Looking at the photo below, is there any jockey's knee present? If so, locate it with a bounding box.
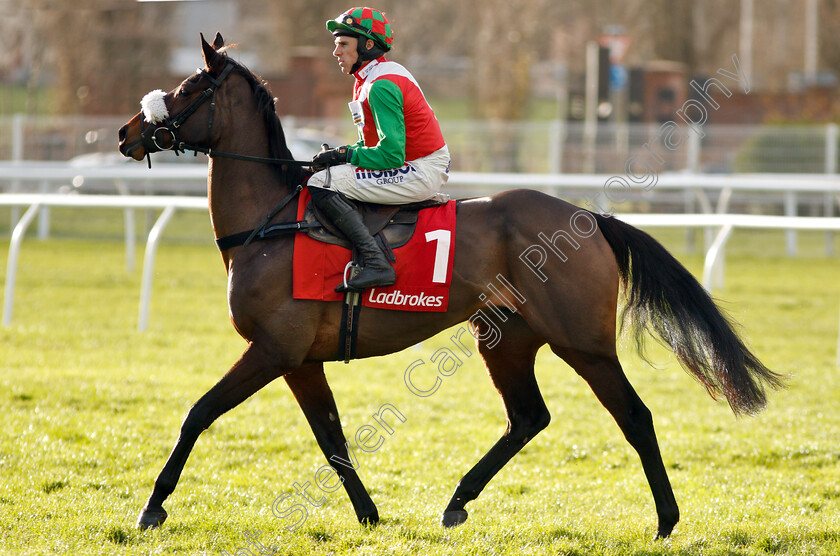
[307,170,329,189]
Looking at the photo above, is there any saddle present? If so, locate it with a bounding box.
[214,189,451,253]
[294,193,456,364]
[304,196,449,253]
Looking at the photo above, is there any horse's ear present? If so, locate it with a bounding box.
[212,32,224,50]
[200,32,221,69]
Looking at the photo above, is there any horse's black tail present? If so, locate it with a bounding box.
[594,213,785,416]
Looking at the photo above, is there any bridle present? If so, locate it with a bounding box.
[139,62,231,158]
[139,61,313,169]
[137,60,324,250]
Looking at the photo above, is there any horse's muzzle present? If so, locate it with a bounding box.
[118,120,147,161]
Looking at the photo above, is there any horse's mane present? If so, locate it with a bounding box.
[216,51,306,185]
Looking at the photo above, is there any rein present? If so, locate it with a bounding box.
[173,142,314,167]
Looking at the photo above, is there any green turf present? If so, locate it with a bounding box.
[0,218,839,555]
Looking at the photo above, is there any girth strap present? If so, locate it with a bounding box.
[215,220,321,251]
[214,185,309,251]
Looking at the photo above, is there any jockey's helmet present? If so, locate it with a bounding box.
[327,7,393,52]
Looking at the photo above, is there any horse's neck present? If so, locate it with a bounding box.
[207,118,299,240]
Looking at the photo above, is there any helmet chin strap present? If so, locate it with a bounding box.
[350,37,385,74]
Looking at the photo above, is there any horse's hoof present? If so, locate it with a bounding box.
[359,511,379,526]
[655,528,673,540]
[655,514,678,539]
[655,523,675,539]
[137,506,167,530]
[441,509,468,528]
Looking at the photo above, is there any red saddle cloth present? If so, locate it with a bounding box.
[292,189,456,312]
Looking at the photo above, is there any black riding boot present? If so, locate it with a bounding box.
[309,187,396,292]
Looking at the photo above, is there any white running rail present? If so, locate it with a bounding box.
[1,194,206,331]
[2,194,839,365]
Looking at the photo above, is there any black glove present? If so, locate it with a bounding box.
[312,144,351,171]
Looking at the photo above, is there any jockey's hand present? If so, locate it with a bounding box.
[312,144,351,171]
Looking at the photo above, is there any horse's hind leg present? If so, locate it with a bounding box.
[554,347,679,538]
[442,314,548,527]
[137,342,283,529]
[284,365,379,525]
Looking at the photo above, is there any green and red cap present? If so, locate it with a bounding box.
[327,7,393,52]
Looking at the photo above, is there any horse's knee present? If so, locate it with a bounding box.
[533,409,551,432]
[527,408,551,436]
[620,403,657,448]
[626,401,652,427]
[180,403,212,439]
[509,407,550,441]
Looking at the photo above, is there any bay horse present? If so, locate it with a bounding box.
[118,34,782,538]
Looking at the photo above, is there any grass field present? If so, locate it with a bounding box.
[1,210,839,555]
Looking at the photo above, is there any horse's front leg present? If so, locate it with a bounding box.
[137,342,283,529]
[284,364,379,525]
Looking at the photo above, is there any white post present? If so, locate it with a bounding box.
[114,179,135,272]
[11,114,23,161]
[3,204,40,326]
[37,180,50,240]
[785,191,797,256]
[615,122,629,168]
[552,61,568,175]
[693,188,714,250]
[138,206,176,332]
[685,132,702,257]
[686,130,701,173]
[825,123,837,255]
[739,0,753,86]
[549,120,563,175]
[125,208,136,273]
[684,189,696,254]
[583,41,599,174]
[703,223,734,291]
[9,114,24,232]
[827,124,839,174]
[805,0,818,84]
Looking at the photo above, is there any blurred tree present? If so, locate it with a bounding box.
[6,0,838,119]
[820,0,840,96]
[0,0,48,114]
[13,1,174,115]
[254,0,545,121]
[468,0,539,121]
[648,0,697,70]
[642,0,738,77]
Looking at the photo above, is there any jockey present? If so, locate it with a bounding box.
[308,7,450,293]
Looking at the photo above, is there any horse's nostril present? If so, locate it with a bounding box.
[118,125,127,142]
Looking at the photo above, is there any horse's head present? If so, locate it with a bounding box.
[118,32,233,161]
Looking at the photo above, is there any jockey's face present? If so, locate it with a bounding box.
[333,35,359,74]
